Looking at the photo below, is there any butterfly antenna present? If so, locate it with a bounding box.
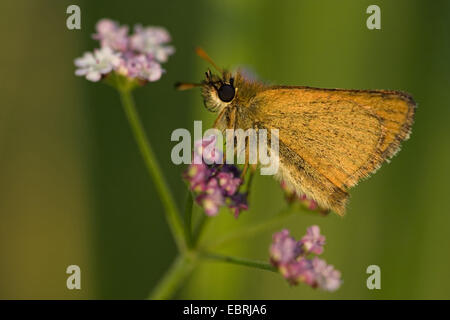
[175,82,203,91]
[195,47,223,73]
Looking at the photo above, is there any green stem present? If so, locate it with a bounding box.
[184,192,194,249]
[149,254,197,300]
[192,213,210,247]
[204,252,277,273]
[204,205,301,250]
[118,88,185,252]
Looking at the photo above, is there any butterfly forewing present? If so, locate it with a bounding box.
[244,86,415,214]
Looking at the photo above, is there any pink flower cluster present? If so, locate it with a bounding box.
[74,19,174,82]
[270,226,342,291]
[183,136,248,217]
[280,181,329,214]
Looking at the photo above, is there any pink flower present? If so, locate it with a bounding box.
[93,19,129,52]
[183,138,247,217]
[300,225,326,255]
[217,172,241,196]
[193,135,222,164]
[117,52,164,82]
[279,257,315,286]
[280,181,329,214]
[270,229,302,265]
[196,179,224,216]
[269,227,342,291]
[183,163,211,193]
[228,192,248,218]
[74,47,121,82]
[130,25,175,63]
[312,257,342,292]
[74,18,174,85]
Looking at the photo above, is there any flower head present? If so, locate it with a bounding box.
[117,52,164,82]
[312,257,342,292]
[74,47,121,82]
[184,138,248,217]
[228,192,249,218]
[300,225,326,255]
[196,178,224,216]
[93,19,129,52]
[75,18,174,85]
[270,229,302,265]
[130,25,175,62]
[269,227,342,291]
[183,163,211,193]
[280,181,329,214]
[280,257,316,286]
[193,135,222,164]
[217,171,241,196]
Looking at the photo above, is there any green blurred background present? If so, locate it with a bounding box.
[0,0,449,299]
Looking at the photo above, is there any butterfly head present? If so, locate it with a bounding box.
[200,69,236,112]
[175,47,238,113]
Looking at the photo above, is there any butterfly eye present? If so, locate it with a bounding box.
[217,84,235,102]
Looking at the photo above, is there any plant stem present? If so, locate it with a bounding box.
[192,213,210,247]
[149,254,197,300]
[118,88,185,252]
[204,205,301,250]
[203,252,277,273]
[184,192,194,249]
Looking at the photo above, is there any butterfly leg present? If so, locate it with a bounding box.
[212,108,232,165]
[242,126,258,195]
[212,107,228,129]
[222,108,238,165]
[241,122,258,179]
[241,150,249,178]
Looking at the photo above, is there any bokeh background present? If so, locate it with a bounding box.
[0,0,449,299]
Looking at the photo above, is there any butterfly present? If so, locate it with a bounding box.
[177,48,416,215]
